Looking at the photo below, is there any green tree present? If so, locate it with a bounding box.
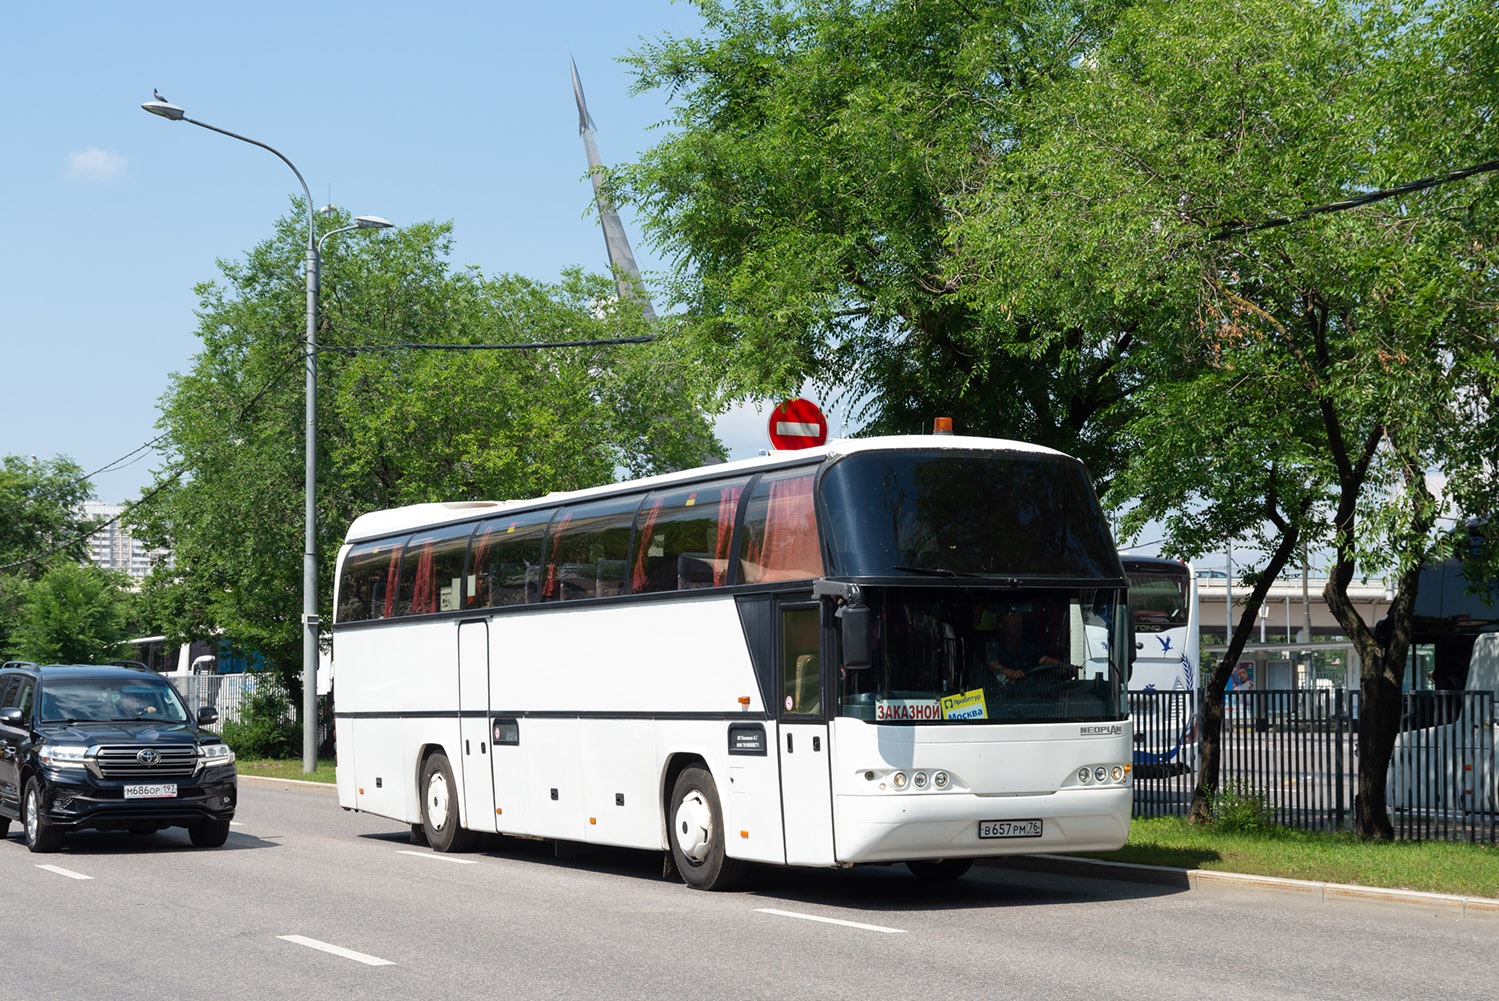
[617,0,1142,481]
[0,455,99,655]
[133,208,725,698]
[961,0,1499,835]
[6,562,133,664]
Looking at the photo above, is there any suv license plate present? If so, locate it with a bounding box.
[979,819,1042,839]
[124,784,177,800]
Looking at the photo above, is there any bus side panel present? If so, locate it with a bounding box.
[523,717,582,842]
[491,728,529,834]
[340,716,415,824]
[578,719,661,848]
[703,720,788,865]
[493,598,760,715]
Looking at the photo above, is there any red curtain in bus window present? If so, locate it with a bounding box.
[631,498,664,593]
[752,474,819,582]
[382,546,403,619]
[411,541,436,615]
[713,485,743,586]
[542,511,572,600]
[468,527,494,607]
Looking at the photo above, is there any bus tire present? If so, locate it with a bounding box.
[669,766,743,891]
[420,752,477,853]
[905,858,973,881]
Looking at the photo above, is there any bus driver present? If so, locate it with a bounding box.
[983,605,1062,683]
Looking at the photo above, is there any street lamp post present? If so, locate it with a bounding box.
[142,98,373,773]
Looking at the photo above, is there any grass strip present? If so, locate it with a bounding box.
[237,758,337,784]
[1085,816,1499,899]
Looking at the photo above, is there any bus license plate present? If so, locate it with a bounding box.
[124,784,177,799]
[979,819,1042,839]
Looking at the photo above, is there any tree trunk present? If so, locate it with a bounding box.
[1190,499,1307,823]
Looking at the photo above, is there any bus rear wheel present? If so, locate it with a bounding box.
[905,858,973,881]
[669,766,743,891]
[421,751,478,853]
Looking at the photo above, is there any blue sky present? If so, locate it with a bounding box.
[0,0,859,505]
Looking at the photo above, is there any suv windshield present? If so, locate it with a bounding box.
[39,678,190,723]
[838,587,1128,724]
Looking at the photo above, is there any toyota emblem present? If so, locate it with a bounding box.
[136,748,161,766]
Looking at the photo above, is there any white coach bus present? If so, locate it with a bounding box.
[332,434,1134,888]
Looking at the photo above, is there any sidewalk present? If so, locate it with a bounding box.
[987,853,1499,920]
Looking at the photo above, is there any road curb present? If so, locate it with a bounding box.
[984,853,1499,919]
[238,773,338,791]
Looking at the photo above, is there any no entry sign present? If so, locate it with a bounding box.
[767,398,829,450]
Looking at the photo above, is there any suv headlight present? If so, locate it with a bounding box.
[38,744,89,768]
[198,743,236,767]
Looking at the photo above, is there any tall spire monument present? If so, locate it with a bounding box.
[571,57,656,319]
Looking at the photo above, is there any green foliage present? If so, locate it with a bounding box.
[132,208,725,695]
[618,0,1141,481]
[0,454,100,655]
[219,680,300,759]
[1210,781,1277,836]
[5,562,133,664]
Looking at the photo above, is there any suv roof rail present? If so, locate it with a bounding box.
[105,660,154,672]
[2,660,39,670]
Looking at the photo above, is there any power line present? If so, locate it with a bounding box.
[1209,156,1499,241]
[315,334,656,355]
[0,350,305,574]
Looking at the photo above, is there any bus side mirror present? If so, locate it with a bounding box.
[841,605,873,671]
[1123,608,1137,681]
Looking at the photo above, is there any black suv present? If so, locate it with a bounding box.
[0,662,237,852]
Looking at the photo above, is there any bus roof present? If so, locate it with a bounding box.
[343,434,1068,544]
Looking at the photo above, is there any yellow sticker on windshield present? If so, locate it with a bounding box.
[941,689,988,721]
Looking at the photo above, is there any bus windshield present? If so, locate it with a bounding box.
[1125,564,1191,633]
[838,587,1128,724]
[820,451,1121,579]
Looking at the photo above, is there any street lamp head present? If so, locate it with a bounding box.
[354,215,393,230]
[141,100,185,121]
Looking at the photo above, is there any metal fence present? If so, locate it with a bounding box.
[173,673,255,726]
[1129,689,1497,843]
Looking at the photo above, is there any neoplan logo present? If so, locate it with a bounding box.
[1080,725,1123,735]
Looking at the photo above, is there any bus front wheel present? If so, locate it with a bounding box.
[420,751,478,853]
[669,766,743,891]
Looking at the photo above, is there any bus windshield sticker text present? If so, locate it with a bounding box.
[941,689,988,721]
[875,699,943,722]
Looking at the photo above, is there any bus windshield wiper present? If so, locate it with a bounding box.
[890,564,961,578]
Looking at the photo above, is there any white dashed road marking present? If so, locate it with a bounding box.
[277,935,395,966]
[756,908,906,933]
[396,850,478,864]
[36,864,93,880]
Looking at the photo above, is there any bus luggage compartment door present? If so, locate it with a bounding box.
[458,621,497,832]
[778,603,835,866]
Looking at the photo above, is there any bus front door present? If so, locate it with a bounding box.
[777,602,835,866]
[457,620,496,832]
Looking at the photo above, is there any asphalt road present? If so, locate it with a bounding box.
[2,779,1491,1001]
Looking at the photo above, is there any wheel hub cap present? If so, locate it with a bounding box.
[427,773,450,832]
[674,790,712,864]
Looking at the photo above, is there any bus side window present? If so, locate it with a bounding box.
[545,496,639,602]
[741,470,821,584]
[338,541,404,623]
[631,477,750,595]
[470,515,548,608]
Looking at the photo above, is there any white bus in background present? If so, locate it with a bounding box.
[332,434,1135,888]
[1122,557,1201,774]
